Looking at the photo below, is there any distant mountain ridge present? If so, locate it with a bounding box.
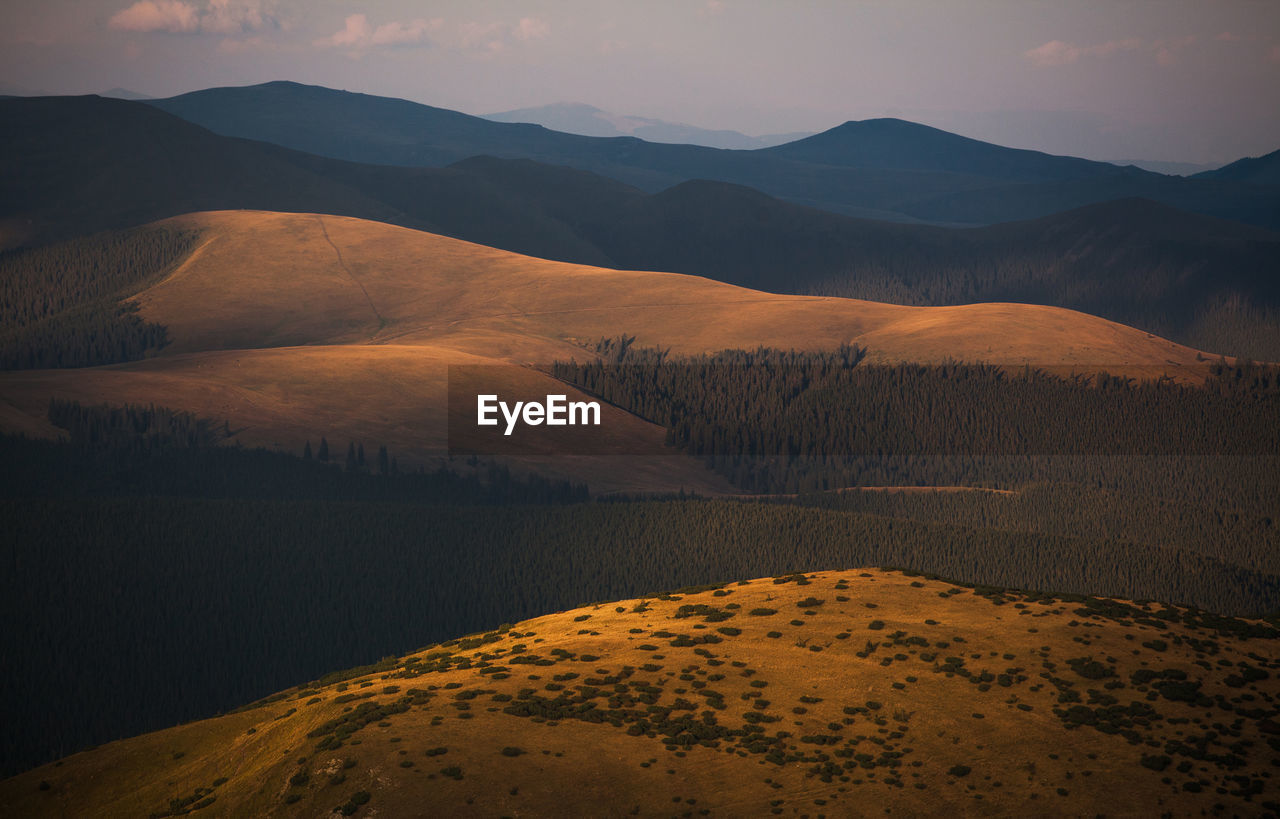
[3,94,1277,359]
[145,81,1280,229]
[485,101,811,149]
[99,87,153,101]
[762,117,1114,180]
[1195,148,1280,186]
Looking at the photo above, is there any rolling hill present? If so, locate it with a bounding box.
[5,95,1277,358]
[2,569,1275,816]
[0,209,1220,495]
[145,81,1280,229]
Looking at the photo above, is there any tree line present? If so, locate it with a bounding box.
[553,342,1280,494]
[0,226,197,369]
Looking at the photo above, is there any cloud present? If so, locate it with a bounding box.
[700,0,726,16]
[108,0,276,35]
[315,14,444,50]
[314,15,549,56]
[201,0,275,34]
[109,1,200,33]
[1269,44,1280,64]
[1024,36,1200,68]
[513,17,549,41]
[1023,38,1143,67]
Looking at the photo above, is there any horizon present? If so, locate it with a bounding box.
[3,1,1279,165]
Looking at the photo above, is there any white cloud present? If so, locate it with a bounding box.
[109,1,200,33]
[108,0,276,35]
[371,18,441,46]
[1268,44,1280,64]
[455,21,506,53]
[315,14,443,50]
[201,0,274,35]
[314,16,549,55]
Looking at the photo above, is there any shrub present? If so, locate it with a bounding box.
[1140,754,1171,772]
[501,747,525,757]
[948,765,971,777]
[749,608,778,616]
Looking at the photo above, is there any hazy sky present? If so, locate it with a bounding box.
[3,0,1278,164]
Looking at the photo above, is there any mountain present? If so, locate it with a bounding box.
[1195,148,1280,186]
[0,94,409,247]
[1109,158,1219,176]
[485,101,811,149]
[2,569,1276,816]
[761,117,1116,180]
[99,87,153,100]
[0,209,1214,486]
[5,95,1277,359]
[145,81,1280,229]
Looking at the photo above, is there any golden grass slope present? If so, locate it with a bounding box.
[0,210,1221,492]
[3,569,1276,817]
[135,211,1209,371]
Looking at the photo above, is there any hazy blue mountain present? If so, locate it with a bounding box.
[485,102,811,149]
[1108,159,1219,176]
[145,81,1279,230]
[5,95,1278,357]
[1195,149,1280,186]
[100,87,154,101]
[761,118,1122,181]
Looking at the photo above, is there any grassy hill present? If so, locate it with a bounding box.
[145,81,1280,229]
[0,209,1221,493]
[6,97,1276,358]
[2,569,1275,817]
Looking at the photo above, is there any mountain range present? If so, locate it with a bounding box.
[3,77,1280,806]
[5,92,1277,358]
[145,81,1280,229]
[484,101,812,149]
